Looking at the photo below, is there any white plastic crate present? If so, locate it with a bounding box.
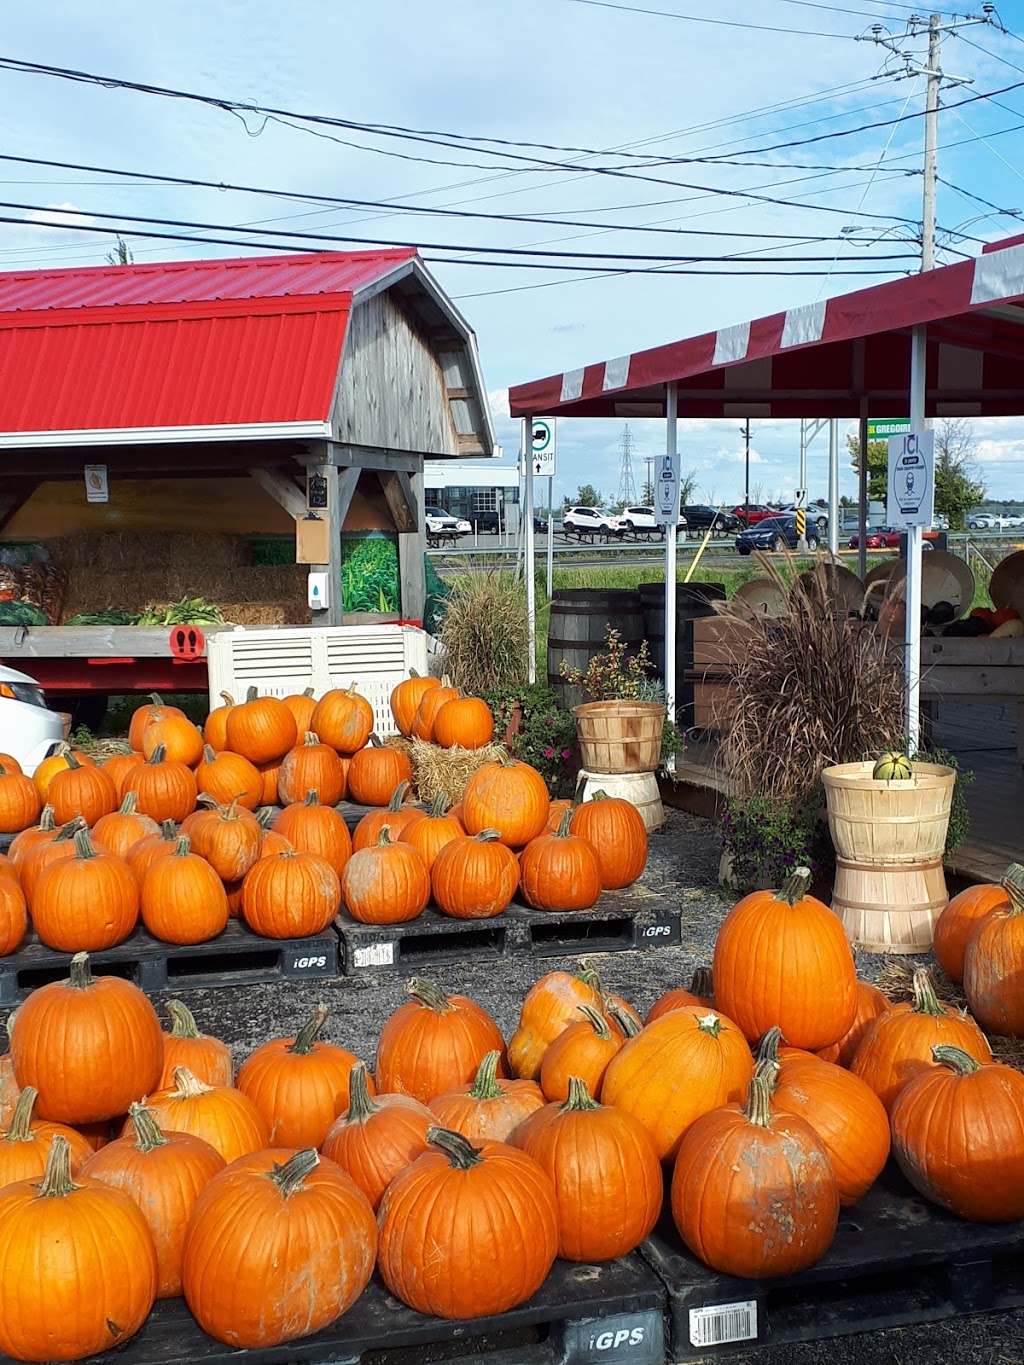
[205,625,429,737]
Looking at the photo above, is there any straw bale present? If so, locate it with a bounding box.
[49,532,248,575]
[410,738,504,804]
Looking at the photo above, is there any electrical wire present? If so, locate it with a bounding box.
[560,0,854,37]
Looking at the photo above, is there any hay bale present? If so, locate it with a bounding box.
[49,532,248,575]
[59,564,309,625]
[410,738,504,804]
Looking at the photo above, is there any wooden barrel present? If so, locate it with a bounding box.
[832,857,948,954]
[576,768,664,831]
[638,582,725,727]
[573,702,665,775]
[547,590,645,710]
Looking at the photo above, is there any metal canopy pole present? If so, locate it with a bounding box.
[857,400,869,585]
[664,382,678,718]
[905,325,927,752]
[524,416,536,685]
[827,418,839,557]
[546,473,555,600]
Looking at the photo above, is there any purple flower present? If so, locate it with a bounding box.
[545,747,555,758]
[561,748,572,759]
[546,716,554,726]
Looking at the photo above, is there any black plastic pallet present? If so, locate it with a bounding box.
[0,921,339,1004]
[335,896,681,974]
[0,1255,665,1365]
[642,1161,1024,1360]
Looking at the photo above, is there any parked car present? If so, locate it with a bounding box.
[967,512,1020,531]
[0,662,63,775]
[562,506,624,536]
[848,527,940,550]
[732,503,778,527]
[736,515,819,555]
[471,510,500,532]
[682,504,739,534]
[425,506,471,536]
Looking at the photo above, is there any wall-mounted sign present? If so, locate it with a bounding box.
[306,471,329,511]
[887,430,935,528]
[84,464,109,504]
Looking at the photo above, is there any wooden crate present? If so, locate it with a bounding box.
[687,617,750,729]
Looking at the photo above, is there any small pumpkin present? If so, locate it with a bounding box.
[429,1050,545,1142]
[377,1126,558,1319]
[934,863,1024,985]
[714,867,858,1051]
[0,761,43,833]
[126,744,198,824]
[321,1062,433,1210]
[33,744,97,801]
[91,790,160,860]
[225,686,298,765]
[126,818,180,881]
[129,692,186,751]
[82,1102,226,1298]
[410,678,458,742]
[32,828,140,953]
[235,1004,368,1149]
[0,753,21,774]
[352,779,425,850]
[850,967,992,1111]
[241,848,340,939]
[274,789,353,877]
[462,752,551,848]
[255,804,293,858]
[189,795,263,882]
[102,750,145,795]
[311,682,374,755]
[202,690,236,753]
[0,1086,94,1187]
[544,798,573,834]
[390,670,440,737]
[142,1066,269,1164]
[195,744,262,811]
[401,791,465,871]
[433,695,496,751]
[646,967,715,1024]
[46,751,117,827]
[520,809,602,912]
[159,1000,233,1089]
[340,828,430,925]
[0,873,26,957]
[0,1136,158,1362]
[11,952,163,1123]
[890,1045,1024,1222]
[282,686,317,735]
[142,713,204,769]
[278,731,347,807]
[6,803,57,873]
[347,734,413,806]
[141,835,229,945]
[508,962,605,1080]
[512,1076,662,1262]
[376,978,508,1103]
[431,829,520,920]
[539,1003,625,1103]
[672,1070,839,1278]
[569,787,648,889]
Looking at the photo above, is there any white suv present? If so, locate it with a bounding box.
[562,506,624,536]
[621,505,685,536]
[425,506,471,536]
[0,663,64,775]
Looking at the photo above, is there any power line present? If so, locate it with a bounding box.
[560,0,854,38]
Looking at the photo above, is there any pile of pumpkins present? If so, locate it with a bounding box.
[0,679,647,957]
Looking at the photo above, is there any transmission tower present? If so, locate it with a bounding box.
[616,424,638,505]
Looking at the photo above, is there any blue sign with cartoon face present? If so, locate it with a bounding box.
[887,431,935,528]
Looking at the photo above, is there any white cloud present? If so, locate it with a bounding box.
[23,202,94,232]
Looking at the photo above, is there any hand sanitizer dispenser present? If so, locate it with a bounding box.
[307,572,329,611]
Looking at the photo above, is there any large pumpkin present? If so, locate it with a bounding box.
[646,967,715,1024]
[401,792,465,872]
[934,862,1024,985]
[512,1076,662,1262]
[47,753,117,827]
[126,744,198,824]
[142,1066,269,1164]
[202,691,236,753]
[310,683,374,755]
[82,1103,226,1298]
[757,1030,890,1206]
[890,1045,1024,1222]
[141,835,230,945]
[462,753,550,848]
[376,978,508,1102]
[377,1126,558,1319]
[10,953,162,1123]
[508,963,605,1079]
[182,1147,376,1350]
[340,828,430,925]
[430,829,520,920]
[321,1062,433,1210]
[713,867,858,1050]
[963,878,1024,1035]
[195,745,262,812]
[129,692,185,751]
[241,848,340,939]
[519,809,602,912]
[539,1003,625,1103]
[91,791,160,861]
[278,733,347,809]
[125,819,180,882]
[346,734,413,807]
[274,790,353,877]
[671,1071,839,1278]
[18,817,90,910]
[850,967,992,1111]
[390,670,440,737]
[569,789,648,889]
[235,1004,366,1149]
[410,679,459,742]
[0,1136,158,1362]
[601,1006,754,1160]
[433,695,496,751]
[0,762,42,834]
[142,714,204,769]
[429,1051,546,1142]
[32,744,96,802]
[188,796,262,882]
[225,687,298,765]
[0,1086,94,1187]
[351,780,424,850]
[159,1000,233,1089]
[32,828,139,953]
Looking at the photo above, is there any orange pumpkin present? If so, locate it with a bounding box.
[273,790,352,877]
[129,693,186,752]
[400,792,465,871]
[255,806,292,858]
[539,1003,625,1102]
[0,873,26,956]
[429,1050,545,1142]
[126,819,180,882]
[0,1044,18,1130]
[256,759,284,806]
[390,671,441,737]
[202,691,236,753]
[0,761,43,834]
[188,796,262,883]
[141,1067,269,1164]
[32,828,139,953]
[277,732,347,808]
[410,678,458,742]
[431,829,520,920]
[346,735,413,807]
[125,744,198,824]
[310,683,374,755]
[195,745,262,812]
[6,803,57,874]
[142,714,204,769]
[224,687,298,765]
[321,1062,432,1210]
[91,790,160,860]
[646,967,715,1024]
[543,799,573,834]
[19,816,91,910]
[0,753,21,775]
[0,1085,94,1187]
[570,789,647,889]
[462,753,550,848]
[159,1000,233,1089]
[241,849,340,939]
[33,744,97,801]
[102,750,145,796]
[47,752,117,827]
[352,780,425,851]
[519,810,602,912]
[281,686,317,735]
[824,979,892,1069]
[141,836,230,945]
[433,696,496,751]
[508,963,605,1080]
[934,863,1024,985]
[340,829,430,925]
[963,876,1024,1035]
[376,978,508,1103]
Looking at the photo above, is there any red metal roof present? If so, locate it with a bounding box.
[508,237,1024,421]
[0,249,419,441]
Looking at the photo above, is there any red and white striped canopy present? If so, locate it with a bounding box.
[508,237,1024,421]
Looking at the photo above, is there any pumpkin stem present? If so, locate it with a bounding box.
[605,1001,641,1037]
[376,827,395,848]
[496,751,518,769]
[54,816,86,845]
[691,966,714,998]
[219,691,235,707]
[3,1086,38,1142]
[303,789,321,807]
[590,790,612,802]
[289,1004,329,1055]
[38,1135,78,1199]
[387,780,412,812]
[743,1070,775,1129]
[255,807,275,831]
[562,1076,600,1112]
[245,686,259,703]
[196,794,221,811]
[755,1026,784,1067]
[302,732,322,748]
[408,977,453,1014]
[220,796,243,822]
[64,748,82,771]
[346,1062,380,1123]
[555,808,574,838]
[172,836,192,858]
[911,968,946,1017]
[148,693,165,706]
[147,744,168,766]
[202,744,217,765]
[266,1147,320,1197]
[427,792,450,818]
[696,1012,723,1038]
[468,1051,504,1100]
[427,1125,483,1169]
[166,1000,203,1040]
[473,829,502,843]
[128,1103,170,1153]
[37,805,56,834]
[775,868,812,906]
[159,818,177,840]
[754,1056,781,1094]
[932,1044,982,1075]
[571,773,587,810]
[578,1003,612,1040]
[69,952,93,990]
[1002,863,1024,915]
[369,734,384,749]
[302,687,314,698]
[72,829,98,861]
[115,791,137,817]
[577,957,604,996]
[171,1066,213,1100]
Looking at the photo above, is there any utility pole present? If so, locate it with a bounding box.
[922,13,940,270]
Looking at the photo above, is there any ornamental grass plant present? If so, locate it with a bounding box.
[436,570,530,694]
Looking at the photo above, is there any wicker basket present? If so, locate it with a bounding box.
[573,701,665,775]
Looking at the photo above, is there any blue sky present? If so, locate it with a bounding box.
[5,0,1024,503]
